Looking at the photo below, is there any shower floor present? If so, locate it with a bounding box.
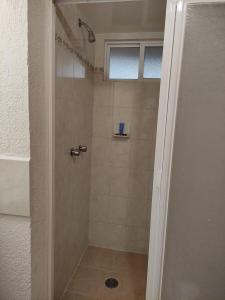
[62,246,148,300]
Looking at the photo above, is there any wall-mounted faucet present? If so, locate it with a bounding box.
[79,145,87,152]
[70,147,80,157]
[70,145,87,157]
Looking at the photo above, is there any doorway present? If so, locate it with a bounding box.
[52,0,166,299]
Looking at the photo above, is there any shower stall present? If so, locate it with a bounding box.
[53,1,163,299]
[52,0,225,299]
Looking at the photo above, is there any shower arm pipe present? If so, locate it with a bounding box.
[78,18,96,43]
[55,33,95,70]
[79,19,93,35]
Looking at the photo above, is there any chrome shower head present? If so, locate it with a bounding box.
[78,18,96,43]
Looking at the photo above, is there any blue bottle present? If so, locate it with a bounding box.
[119,122,125,135]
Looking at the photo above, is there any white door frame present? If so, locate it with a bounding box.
[48,2,55,300]
[146,0,225,299]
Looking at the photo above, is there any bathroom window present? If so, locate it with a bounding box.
[143,46,163,79]
[105,41,163,80]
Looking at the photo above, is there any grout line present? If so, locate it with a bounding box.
[59,245,88,300]
[88,243,148,256]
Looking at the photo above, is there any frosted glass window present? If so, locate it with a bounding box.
[74,56,85,79]
[109,47,140,79]
[143,46,163,79]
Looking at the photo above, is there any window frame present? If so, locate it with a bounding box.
[104,40,163,81]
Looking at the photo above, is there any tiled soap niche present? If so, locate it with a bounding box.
[113,122,130,139]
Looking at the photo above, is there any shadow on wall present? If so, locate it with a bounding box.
[55,4,96,79]
[56,40,86,79]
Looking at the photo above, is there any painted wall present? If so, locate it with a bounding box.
[162,4,225,300]
[0,1,31,299]
[28,0,53,299]
[54,6,94,299]
[89,73,159,253]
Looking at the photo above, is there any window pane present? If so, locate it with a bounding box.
[109,47,140,79]
[143,46,163,79]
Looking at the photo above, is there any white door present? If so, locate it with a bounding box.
[146,1,225,299]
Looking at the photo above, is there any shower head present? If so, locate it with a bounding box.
[78,18,96,43]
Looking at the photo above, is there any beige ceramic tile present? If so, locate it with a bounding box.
[109,167,129,197]
[90,78,159,252]
[64,247,148,300]
[126,197,148,226]
[62,291,99,300]
[55,33,94,300]
[91,164,111,197]
[91,137,111,166]
[94,80,114,107]
[131,109,157,140]
[102,223,127,250]
[89,195,109,223]
[124,226,148,254]
[89,221,108,248]
[68,266,108,297]
[80,246,117,270]
[111,140,131,168]
[129,139,155,172]
[93,106,113,138]
[114,251,148,273]
[128,169,153,200]
[114,82,136,108]
[107,196,127,225]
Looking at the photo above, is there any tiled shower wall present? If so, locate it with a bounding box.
[89,74,160,253]
[54,10,94,300]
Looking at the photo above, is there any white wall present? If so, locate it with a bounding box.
[0,215,31,300]
[0,1,31,299]
[0,1,30,157]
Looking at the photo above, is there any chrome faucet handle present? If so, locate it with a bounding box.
[70,147,80,157]
[79,145,87,152]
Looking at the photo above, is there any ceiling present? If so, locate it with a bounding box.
[59,0,167,34]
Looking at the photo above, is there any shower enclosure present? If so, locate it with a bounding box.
[53,1,162,299]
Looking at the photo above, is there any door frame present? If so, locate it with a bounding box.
[146,0,225,299]
[48,2,55,300]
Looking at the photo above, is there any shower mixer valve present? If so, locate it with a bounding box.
[70,145,87,157]
[70,147,80,157]
[79,145,87,152]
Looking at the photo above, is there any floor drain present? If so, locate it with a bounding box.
[105,278,119,289]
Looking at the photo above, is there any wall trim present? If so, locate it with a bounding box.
[0,155,30,162]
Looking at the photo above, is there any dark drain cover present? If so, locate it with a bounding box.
[105,278,119,289]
